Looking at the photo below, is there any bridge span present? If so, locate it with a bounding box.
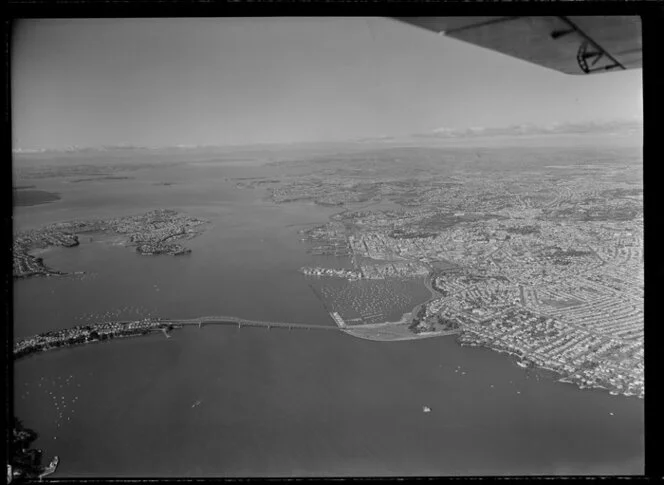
[161,316,340,332]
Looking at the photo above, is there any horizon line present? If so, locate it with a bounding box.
[12,119,643,153]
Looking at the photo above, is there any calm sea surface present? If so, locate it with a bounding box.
[13,161,644,476]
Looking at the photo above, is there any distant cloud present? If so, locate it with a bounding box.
[420,127,472,138]
[415,119,642,139]
[13,119,642,153]
[431,127,457,135]
[353,134,396,143]
[14,144,162,154]
[12,147,47,154]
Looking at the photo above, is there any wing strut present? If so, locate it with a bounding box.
[555,16,626,73]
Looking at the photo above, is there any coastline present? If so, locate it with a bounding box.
[13,321,183,361]
[456,333,643,399]
[13,209,208,279]
[14,269,642,399]
[342,325,460,342]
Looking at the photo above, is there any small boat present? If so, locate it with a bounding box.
[516,361,528,369]
[422,406,431,413]
[191,400,202,408]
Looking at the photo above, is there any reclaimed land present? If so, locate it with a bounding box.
[325,274,461,342]
[13,209,208,278]
[342,316,461,342]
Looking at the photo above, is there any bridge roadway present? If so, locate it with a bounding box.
[161,316,341,332]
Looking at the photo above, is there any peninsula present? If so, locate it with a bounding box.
[13,209,208,278]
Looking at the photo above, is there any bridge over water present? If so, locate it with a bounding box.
[161,315,341,332]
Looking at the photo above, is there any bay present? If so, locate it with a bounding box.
[13,158,644,476]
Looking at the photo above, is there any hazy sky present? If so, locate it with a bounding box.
[11,18,643,149]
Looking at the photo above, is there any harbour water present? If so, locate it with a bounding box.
[13,159,644,476]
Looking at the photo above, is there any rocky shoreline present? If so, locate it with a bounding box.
[9,418,58,482]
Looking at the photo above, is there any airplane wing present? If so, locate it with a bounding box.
[395,16,642,75]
